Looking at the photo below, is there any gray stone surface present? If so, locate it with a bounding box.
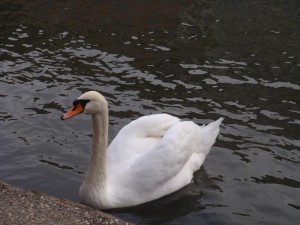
[0,182,131,225]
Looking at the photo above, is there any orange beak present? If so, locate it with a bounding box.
[61,103,84,120]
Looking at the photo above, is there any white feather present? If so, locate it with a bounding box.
[63,91,223,209]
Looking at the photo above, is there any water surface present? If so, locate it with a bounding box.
[0,1,299,224]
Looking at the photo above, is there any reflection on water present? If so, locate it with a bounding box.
[0,0,299,224]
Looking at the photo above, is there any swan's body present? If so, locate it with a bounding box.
[62,91,223,209]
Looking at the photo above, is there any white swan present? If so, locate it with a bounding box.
[61,91,223,209]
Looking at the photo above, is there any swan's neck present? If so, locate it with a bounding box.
[84,110,108,190]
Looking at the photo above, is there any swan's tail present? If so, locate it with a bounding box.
[199,117,223,153]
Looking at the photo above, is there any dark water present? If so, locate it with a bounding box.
[1,1,299,224]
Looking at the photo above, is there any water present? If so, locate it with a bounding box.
[0,0,299,224]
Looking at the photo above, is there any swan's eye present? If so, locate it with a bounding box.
[72,99,91,108]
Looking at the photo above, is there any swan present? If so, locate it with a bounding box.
[61,91,223,209]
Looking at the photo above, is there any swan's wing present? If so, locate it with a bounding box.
[107,118,223,207]
[113,118,223,202]
[124,121,202,186]
[107,114,180,167]
[107,121,202,205]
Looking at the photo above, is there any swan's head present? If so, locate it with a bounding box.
[61,91,108,120]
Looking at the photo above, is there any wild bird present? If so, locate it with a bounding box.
[61,91,223,209]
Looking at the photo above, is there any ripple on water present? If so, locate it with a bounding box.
[0,1,300,224]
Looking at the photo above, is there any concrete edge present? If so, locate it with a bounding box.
[0,181,132,225]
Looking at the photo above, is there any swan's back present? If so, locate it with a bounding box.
[107,114,180,166]
[106,115,223,208]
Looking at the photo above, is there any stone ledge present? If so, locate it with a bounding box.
[0,182,131,225]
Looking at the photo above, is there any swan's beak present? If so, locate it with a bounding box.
[61,103,84,120]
